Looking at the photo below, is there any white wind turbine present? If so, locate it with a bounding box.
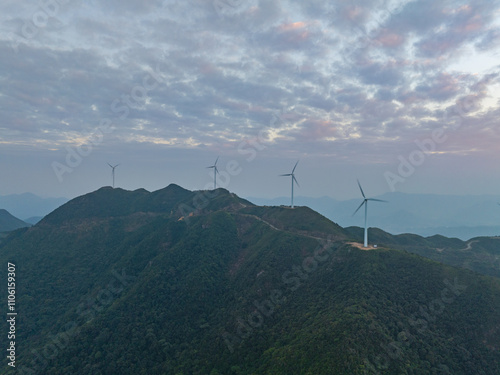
[280,160,299,208]
[353,179,387,248]
[207,156,219,189]
[107,163,120,188]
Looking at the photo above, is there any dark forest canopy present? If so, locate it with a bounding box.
[1,185,499,374]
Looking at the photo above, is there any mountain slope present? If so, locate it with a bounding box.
[0,186,499,375]
[0,209,29,232]
[247,193,500,240]
[0,193,67,220]
[24,216,43,225]
[345,226,500,279]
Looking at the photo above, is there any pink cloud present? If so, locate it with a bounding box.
[375,29,405,48]
[198,62,219,76]
[298,119,337,141]
[274,21,316,46]
[279,21,307,32]
[344,5,365,22]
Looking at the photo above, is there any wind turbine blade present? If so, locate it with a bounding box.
[357,179,366,199]
[214,156,219,166]
[215,166,219,174]
[107,163,113,168]
[280,173,292,176]
[367,198,387,203]
[352,201,365,216]
[292,160,299,173]
[293,175,300,188]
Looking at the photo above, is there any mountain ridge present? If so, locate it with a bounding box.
[0,209,29,233]
[247,193,500,240]
[5,189,500,239]
[1,185,499,374]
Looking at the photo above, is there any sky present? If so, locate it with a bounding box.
[1,0,500,200]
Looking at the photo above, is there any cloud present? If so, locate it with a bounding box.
[357,60,405,86]
[415,72,462,101]
[475,28,500,51]
[1,0,500,198]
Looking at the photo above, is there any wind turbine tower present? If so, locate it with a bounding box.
[353,179,387,247]
[107,163,120,188]
[207,156,220,189]
[280,160,299,208]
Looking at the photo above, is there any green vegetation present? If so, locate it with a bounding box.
[240,205,347,239]
[345,226,500,279]
[0,209,29,233]
[0,185,499,374]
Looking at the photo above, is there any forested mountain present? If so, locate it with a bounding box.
[1,185,499,374]
[248,194,500,240]
[345,226,500,280]
[0,209,29,233]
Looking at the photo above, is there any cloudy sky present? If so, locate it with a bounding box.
[1,0,500,200]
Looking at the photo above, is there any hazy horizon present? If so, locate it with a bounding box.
[3,185,500,203]
[2,188,499,241]
[1,1,500,200]
[2,2,500,372]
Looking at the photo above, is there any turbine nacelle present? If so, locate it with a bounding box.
[207,156,219,173]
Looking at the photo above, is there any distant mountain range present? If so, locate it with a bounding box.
[0,185,499,374]
[1,191,499,240]
[246,193,500,240]
[0,193,68,221]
